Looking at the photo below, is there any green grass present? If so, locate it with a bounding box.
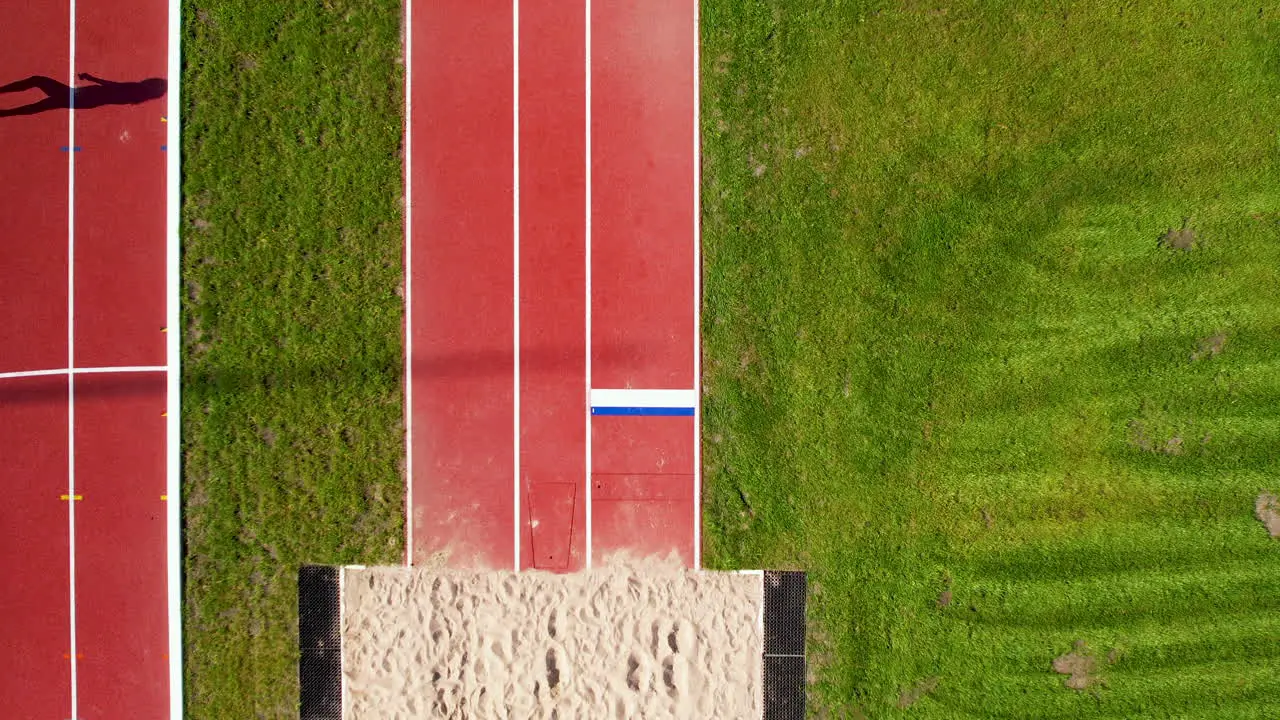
[699,1,1280,717]
[177,0,1280,716]
[180,1,403,716]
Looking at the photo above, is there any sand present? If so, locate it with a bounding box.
[342,557,763,719]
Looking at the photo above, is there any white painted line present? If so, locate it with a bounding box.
[589,388,696,409]
[584,0,593,570]
[0,365,168,381]
[512,0,522,573]
[339,567,348,715]
[75,365,167,375]
[66,1,78,713]
[756,574,764,638]
[0,367,67,380]
[401,0,414,568]
[692,0,703,570]
[165,0,184,710]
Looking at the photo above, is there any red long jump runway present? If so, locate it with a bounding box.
[0,0,180,717]
[407,0,700,571]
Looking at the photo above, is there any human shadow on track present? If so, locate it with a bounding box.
[0,73,166,117]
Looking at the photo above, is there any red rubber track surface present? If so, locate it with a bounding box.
[409,0,699,570]
[0,0,171,715]
[519,0,588,572]
[74,374,169,717]
[410,0,517,570]
[75,0,167,369]
[0,378,71,717]
[75,0,171,714]
[590,0,698,565]
[0,1,69,374]
[0,2,72,715]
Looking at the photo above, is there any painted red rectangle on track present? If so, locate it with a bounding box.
[591,414,694,475]
[73,372,168,719]
[0,2,70,374]
[518,0,587,572]
[590,0,696,390]
[72,0,168,368]
[527,482,578,570]
[0,377,71,718]
[411,0,516,569]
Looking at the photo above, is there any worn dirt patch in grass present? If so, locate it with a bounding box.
[1191,332,1227,361]
[1159,219,1198,251]
[1256,491,1280,538]
[1128,415,1188,456]
[897,676,940,708]
[1052,640,1117,691]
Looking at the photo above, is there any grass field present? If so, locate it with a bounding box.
[178,0,1280,717]
[180,1,404,716]
[699,1,1280,717]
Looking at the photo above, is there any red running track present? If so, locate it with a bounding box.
[0,0,178,717]
[407,0,700,571]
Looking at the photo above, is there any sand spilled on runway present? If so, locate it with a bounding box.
[342,557,762,719]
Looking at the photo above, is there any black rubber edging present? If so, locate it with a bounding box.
[298,565,342,720]
[762,570,806,720]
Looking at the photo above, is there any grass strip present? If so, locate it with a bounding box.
[181,1,403,715]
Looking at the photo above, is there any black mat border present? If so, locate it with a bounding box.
[762,570,806,720]
[298,565,342,720]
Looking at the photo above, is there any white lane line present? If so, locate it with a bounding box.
[165,0,184,710]
[0,365,168,381]
[584,0,593,569]
[512,0,522,573]
[0,368,67,380]
[339,567,348,714]
[402,0,414,568]
[692,0,703,570]
[66,0,78,713]
[590,388,696,409]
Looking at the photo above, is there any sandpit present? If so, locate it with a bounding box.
[341,558,764,719]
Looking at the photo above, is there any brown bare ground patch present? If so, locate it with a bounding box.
[897,676,940,708]
[1128,419,1187,456]
[1256,491,1280,538]
[936,572,954,609]
[1191,332,1227,361]
[1127,419,1155,452]
[1159,218,1197,251]
[1053,640,1105,691]
[737,345,757,377]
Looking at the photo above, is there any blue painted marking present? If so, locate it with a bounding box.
[59,146,82,152]
[160,145,167,151]
[591,406,695,417]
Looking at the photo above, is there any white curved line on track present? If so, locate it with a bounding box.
[0,365,168,381]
